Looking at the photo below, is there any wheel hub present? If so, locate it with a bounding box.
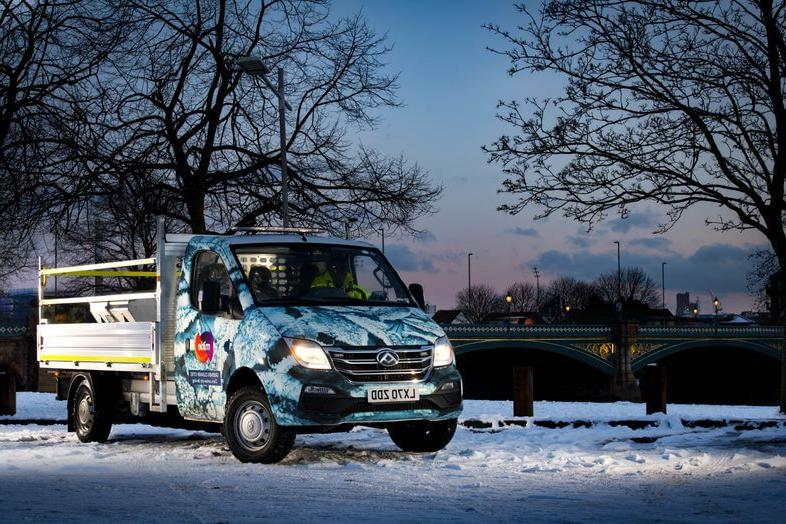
[78,396,93,426]
[236,401,270,450]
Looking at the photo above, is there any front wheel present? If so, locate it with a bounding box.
[388,418,457,452]
[224,386,295,463]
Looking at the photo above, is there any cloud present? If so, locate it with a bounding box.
[506,227,540,237]
[628,237,673,251]
[525,243,759,296]
[428,251,465,263]
[608,212,659,233]
[567,235,592,248]
[385,243,440,273]
[412,231,436,243]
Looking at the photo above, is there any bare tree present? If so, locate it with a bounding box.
[0,0,127,281]
[72,0,440,236]
[54,180,186,294]
[745,248,786,319]
[541,276,600,316]
[504,281,538,311]
[456,285,503,323]
[485,1,786,318]
[595,267,659,307]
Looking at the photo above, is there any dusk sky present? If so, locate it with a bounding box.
[333,0,764,314]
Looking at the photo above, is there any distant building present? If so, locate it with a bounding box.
[720,314,755,325]
[676,292,690,316]
[0,288,36,323]
[482,312,543,325]
[432,309,468,325]
[741,311,769,324]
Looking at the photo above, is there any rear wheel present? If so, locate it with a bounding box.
[70,381,112,443]
[388,419,457,452]
[224,386,295,463]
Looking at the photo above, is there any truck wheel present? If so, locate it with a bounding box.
[388,418,457,452]
[224,386,295,463]
[70,381,112,443]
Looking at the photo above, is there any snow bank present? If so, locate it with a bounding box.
[460,400,783,423]
[2,393,786,522]
[4,392,782,423]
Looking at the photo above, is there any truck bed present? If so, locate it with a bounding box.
[38,322,156,373]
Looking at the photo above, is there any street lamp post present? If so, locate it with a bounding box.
[532,266,540,312]
[614,241,621,314]
[661,260,667,311]
[344,217,357,240]
[713,296,721,332]
[237,56,293,227]
[467,253,473,320]
[505,294,512,335]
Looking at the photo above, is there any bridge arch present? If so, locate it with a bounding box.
[633,339,781,404]
[452,339,615,401]
[632,339,781,372]
[453,339,615,375]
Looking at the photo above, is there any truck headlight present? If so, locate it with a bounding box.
[285,338,332,370]
[433,336,454,367]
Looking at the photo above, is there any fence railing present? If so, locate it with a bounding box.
[442,323,784,339]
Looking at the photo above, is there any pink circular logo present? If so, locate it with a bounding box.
[194,331,214,363]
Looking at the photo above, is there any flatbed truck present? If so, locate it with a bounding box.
[38,221,462,462]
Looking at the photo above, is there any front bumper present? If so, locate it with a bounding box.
[280,365,463,427]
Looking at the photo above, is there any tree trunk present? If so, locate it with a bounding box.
[184,186,207,234]
[774,252,786,415]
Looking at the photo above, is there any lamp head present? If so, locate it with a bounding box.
[237,56,270,75]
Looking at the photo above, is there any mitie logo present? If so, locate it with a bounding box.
[194,331,215,363]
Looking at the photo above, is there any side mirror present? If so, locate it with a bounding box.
[409,283,426,312]
[200,281,221,314]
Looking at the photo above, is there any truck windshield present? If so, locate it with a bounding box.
[234,244,415,307]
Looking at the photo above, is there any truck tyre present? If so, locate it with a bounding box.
[70,381,112,443]
[388,418,457,452]
[224,386,295,463]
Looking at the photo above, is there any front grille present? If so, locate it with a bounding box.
[327,346,432,383]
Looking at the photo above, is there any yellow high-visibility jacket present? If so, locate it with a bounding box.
[310,271,368,300]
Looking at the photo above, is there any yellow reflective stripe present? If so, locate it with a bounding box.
[50,270,158,278]
[40,354,152,364]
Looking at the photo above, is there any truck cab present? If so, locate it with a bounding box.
[38,227,462,463]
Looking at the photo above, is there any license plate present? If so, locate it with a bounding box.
[367,386,420,403]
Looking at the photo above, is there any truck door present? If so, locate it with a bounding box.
[175,250,242,421]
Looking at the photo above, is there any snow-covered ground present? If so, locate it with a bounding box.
[2,393,786,522]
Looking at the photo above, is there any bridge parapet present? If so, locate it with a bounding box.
[443,324,612,338]
[639,326,784,338]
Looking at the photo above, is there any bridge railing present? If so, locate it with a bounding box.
[442,324,612,337]
[639,326,785,338]
[442,323,785,339]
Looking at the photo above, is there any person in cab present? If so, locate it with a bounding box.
[310,255,368,299]
[248,266,279,302]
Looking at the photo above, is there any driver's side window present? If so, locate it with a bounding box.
[191,251,241,318]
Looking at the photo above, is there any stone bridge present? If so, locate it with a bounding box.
[443,323,785,403]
